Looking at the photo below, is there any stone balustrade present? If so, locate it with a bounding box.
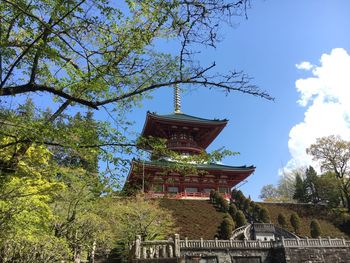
[281,236,349,247]
[131,234,350,260]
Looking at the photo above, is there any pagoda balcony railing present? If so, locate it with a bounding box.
[145,191,230,199]
[167,141,202,152]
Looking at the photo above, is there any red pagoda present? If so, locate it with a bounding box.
[124,86,255,199]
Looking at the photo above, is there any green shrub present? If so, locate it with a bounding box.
[310,220,321,238]
[219,215,235,239]
[277,213,287,229]
[217,195,229,212]
[290,213,301,234]
[235,210,247,227]
[228,203,238,218]
[259,207,270,223]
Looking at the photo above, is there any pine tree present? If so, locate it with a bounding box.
[219,215,235,239]
[277,213,287,229]
[305,166,319,204]
[290,213,301,234]
[310,220,321,238]
[259,208,270,223]
[235,210,247,227]
[228,203,238,218]
[293,174,309,203]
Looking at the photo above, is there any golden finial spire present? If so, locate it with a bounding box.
[174,84,181,113]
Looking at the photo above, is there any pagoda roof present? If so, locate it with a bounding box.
[131,159,255,172]
[125,159,255,186]
[152,112,228,124]
[141,112,228,150]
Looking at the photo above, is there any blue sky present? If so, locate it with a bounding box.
[125,0,350,200]
[4,0,350,200]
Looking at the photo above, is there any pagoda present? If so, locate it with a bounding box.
[124,86,255,199]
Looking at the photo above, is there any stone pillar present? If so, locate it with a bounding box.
[135,235,141,259]
[174,234,180,257]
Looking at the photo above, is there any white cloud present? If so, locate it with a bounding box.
[283,48,350,174]
[295,61,314,70]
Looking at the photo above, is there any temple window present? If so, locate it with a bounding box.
[185,187,198,193]
[203,188,214,193]
[167,186,179,193]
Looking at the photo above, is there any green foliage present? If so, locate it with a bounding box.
[112,196,176,261]
[316,172,342,208]
[293,174,309,203]
[304,166,319,204]
[277,213,287,229]
[258,207,270,223]
[290,213,301,234]
[217,195,229,212]
[307,135,350,211]
[228,203,238,218]
[310,220,322,238]
[219,215,234,239]
[235,210,247,227]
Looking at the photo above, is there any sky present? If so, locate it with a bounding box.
[3,0,350,200]
[125,0,350,200]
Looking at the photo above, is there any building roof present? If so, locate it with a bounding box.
[141,112,228,150]
[132,159,255,172]
[155,112,228,124]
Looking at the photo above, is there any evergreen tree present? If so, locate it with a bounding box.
[228,204,238,218]
[277,213,287,229]
[235,211,247,227]
[219,215,235,239]
[290,213,301,234]
[293,174,309,203]
[259,208,270,223]
[217,195,229,212]
[310,220,322,238]
[305,166,319,204]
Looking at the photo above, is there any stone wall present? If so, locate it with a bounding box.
[131,235,350,263]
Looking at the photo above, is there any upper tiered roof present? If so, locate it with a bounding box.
[141,111,228,153]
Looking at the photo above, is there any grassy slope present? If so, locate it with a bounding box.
[259,203,350,238]
[159,199,226,239]
[159,199,349,239]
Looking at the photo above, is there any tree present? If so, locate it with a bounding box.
[307,135,350,211]
[310,220,321,238]
[259,184,280,201]
[258,207,270,223]
[219,215,235,239]
[316,172,341,208]
[235,210,247,227]
[112,196,176,261]
[228,203,238,218]
[0,0,273,174]
[290,213,301,234]
[217,195,229,212]
[304,166,319,204]
[277,213,287,229]
[293,174,309,203]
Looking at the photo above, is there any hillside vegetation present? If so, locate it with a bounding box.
[159,199,226,239]
[260,203,350,238]
[160,199,350,239]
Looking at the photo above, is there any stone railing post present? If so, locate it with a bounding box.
[215,237,218,247]
[281,236,285,247]
[135,235,141,259]
[200,238,203,248]
[185,237,188,247]
[174,234,180,257]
